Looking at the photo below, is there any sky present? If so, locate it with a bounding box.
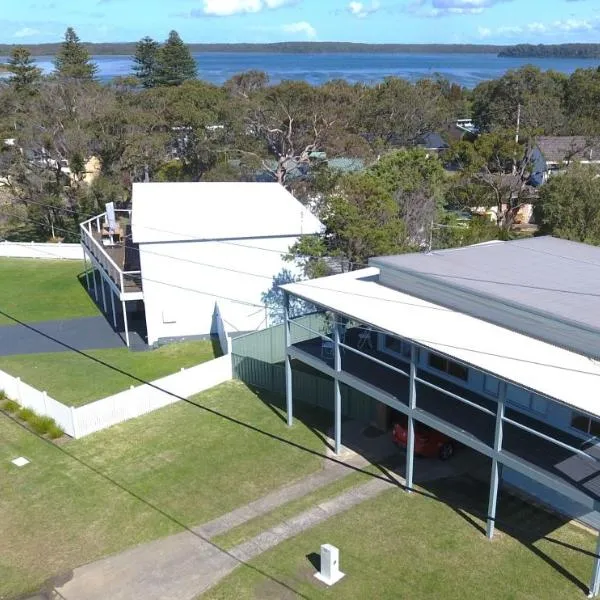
[1,0,600,45]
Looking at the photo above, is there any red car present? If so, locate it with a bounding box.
[392,417,455,460]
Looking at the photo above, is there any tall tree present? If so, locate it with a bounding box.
[132,36,160,88]
[54,27,97,80]
[535,164,600,244]
[155,31,197,87]
[8,47,42,92]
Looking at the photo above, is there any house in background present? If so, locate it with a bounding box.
[278,236,600,596]
[81,182,323,347]
[530,136,600,186]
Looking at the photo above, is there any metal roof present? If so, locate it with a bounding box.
[370,237,600,359]
[131,182,324,244]
[282,268,600,419]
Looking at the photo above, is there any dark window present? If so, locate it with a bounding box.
[571,413,600,436]
[385,336,403,354]
[428,353,468,381]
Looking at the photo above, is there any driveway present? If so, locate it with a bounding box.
[0,316,146,356]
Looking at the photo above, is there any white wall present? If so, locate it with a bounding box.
[139,236,301,345]
[0,241,82,260]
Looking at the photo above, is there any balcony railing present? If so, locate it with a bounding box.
[80,210,142,297]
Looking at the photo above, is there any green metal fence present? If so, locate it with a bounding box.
[232,314,377,423]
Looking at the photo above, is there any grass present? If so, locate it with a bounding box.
[0,381,329,599]
[0,340,217,406]
[204,476,597,600]
[0,259,98,325]
[212,465,381,550]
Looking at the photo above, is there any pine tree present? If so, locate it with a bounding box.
[8,46,42,91]
[132,36,160,88]
[54,27,98,80]
[155,31,197,87]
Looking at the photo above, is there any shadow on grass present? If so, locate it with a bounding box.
[306,552,320,572]
[0,307,595,597]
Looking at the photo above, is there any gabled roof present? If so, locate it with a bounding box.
[131,182,324,244]
[537,136,600,164]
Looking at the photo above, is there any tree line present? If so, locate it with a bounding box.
[1,27,600,270]
[499,44,600,59]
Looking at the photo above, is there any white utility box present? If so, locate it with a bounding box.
[314,543,345,586]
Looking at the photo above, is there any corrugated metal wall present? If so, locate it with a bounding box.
[232,314,377,423]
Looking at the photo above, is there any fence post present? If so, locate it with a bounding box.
[70,406,79,439]
[16,377,22,403]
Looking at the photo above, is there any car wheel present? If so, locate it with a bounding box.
[439,442,455,461]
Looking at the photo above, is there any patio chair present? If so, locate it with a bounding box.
[357,326,373,350]
[321,326,346,360]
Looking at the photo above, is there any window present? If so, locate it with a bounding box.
[571,413,600,437]
[507,384,548,415]
[382,335,412,359]
[428,352,468,381]
[484,375,500,397]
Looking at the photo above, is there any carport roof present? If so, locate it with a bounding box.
[282,268,600,420]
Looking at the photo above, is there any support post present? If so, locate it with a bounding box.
[589,535,600,598]
[92,269,99,302]
[110,290,117,329]
[100,272,107,313]
[122,300,130,348]
[405,344,418,493]
[83,248,91,291]
[333,314,342,455]
[283,291,293,427]
[487,380,506,539]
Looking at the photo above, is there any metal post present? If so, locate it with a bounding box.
[110,290,117,329]
[283,291,293,427]
[589,535,600,598]
[333,315,342,455]
[82,248,91,291]
[100,272,108,313]
[487,380,506,539]
[122,300,130,348]
[92,269,99,302]
[405,344,418,493]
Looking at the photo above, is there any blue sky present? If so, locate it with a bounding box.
[2,0,600,45]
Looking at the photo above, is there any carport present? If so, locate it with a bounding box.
[281,268,600,597]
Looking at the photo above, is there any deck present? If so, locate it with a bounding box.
[81,216,142,295]
[293,327,600,513]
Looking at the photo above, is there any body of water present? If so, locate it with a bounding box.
[4,52,600,88]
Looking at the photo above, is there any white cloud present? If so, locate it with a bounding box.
[282,20,317,39]
[477,17,597,39]
[409,0,512,17]
[13,27,40,38]
[202,0,297,16]
[348,1,380,18]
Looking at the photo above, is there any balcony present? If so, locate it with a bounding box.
[288,317,600,521]
[80,210,143,299]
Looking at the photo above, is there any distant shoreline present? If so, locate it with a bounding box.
[0,42,508,57]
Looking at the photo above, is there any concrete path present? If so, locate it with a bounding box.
[52,473,397,600]
[0,316,146,356]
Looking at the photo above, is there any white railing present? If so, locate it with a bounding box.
[0,241,83,260]
[80,210,142,296]
[0,354,233,439]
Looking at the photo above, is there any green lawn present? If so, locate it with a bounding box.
[0,340,217,406]
[205,476,597,600]
[0,382,329,599]
[0,258,98,325]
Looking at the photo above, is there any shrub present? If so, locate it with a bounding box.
[18,407,36,423]
[1,399,20,413]
[0,389,7,401]
[47,423,64,439]
[30,415,55,435]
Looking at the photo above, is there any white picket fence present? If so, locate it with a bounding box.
[0,241,82,260]
[0,353,232,439]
